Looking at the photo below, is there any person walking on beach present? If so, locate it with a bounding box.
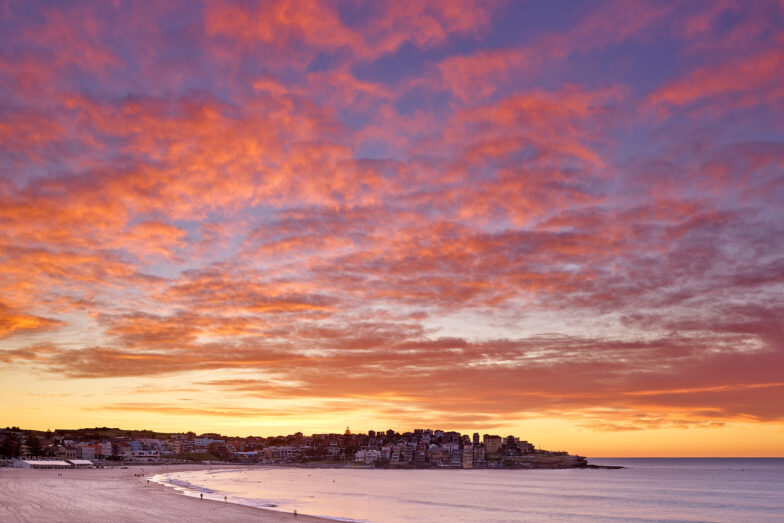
[200,493,203,500]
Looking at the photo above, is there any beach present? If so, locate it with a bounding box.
[0,465,329,522]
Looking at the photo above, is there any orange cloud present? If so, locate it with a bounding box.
[206,0,359,48]
[0,305,63,339]
[114,221,188,261]
[11,323,784,429]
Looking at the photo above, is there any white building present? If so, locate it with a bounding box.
[68,459,95,468]
[354,449,383,463]
[123,449,160,462]
[13,459,72,469]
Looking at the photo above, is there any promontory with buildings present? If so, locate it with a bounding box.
[1,426,601,469]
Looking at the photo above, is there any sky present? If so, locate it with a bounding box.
[0,0,783,457]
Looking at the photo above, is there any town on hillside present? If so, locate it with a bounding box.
[1,426,588,469]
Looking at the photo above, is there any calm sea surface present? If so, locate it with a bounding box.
[152,458,784,522]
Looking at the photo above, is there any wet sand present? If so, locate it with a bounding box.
[0,464,330,522]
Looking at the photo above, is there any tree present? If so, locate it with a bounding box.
[0,434,21,458]
[26,434,42,456]
[208,442,229,461]
[373,458,390,469]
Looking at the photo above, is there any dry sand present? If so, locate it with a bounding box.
[0,464,331,522]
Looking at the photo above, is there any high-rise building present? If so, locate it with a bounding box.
[473,432,479,446]
[462,444,474,468]
[483,434,503,455]
[473,446,486,467]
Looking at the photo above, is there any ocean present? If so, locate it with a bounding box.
[151,458,784,522]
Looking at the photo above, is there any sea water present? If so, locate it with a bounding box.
[151,458,784,522]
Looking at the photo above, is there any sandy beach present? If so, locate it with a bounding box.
[0,465,330,522]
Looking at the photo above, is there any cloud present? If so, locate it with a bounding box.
[419,0,671,103]
[11,319,784,426]
[97,402,306,418]
[204,0,498,65]
[0,344,58,363]
[649,34,784,115]
[0,305,63,339]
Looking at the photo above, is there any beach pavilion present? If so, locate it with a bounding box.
[13,459,73,469]
[67,459,95,468]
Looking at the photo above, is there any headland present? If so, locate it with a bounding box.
[1,426,612,470]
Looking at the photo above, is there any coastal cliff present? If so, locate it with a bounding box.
[496,453,588,469]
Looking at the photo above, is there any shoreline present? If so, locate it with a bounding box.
[0,464,330,522]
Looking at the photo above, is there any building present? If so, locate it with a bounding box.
[54,446,76,460]
[169,439,195,454]
[234,451,260,463]
[263,446,298,461]
[355,449,382,463]
[68,459,95,468]
[429,446,450,467]
[169,439,183,454]
[13,459,72,469]
[123,449,160,462]
[194,437,224,450]
[444,431,461,444]
[449,447,463,468]
[473,446,486,467]
[113,441,130,456]
[390,442,406,463]
[483,435,503,455]
[402,443,414,463]
[462,445,474,468]
[414,443,427,465]
[76,446,95,460]
[99,441,112,457]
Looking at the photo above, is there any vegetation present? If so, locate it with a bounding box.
[26,433,42,456]
[169,452,219,462]
[0,433,21,458]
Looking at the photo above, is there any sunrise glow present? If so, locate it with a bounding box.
[1,0,783,457]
